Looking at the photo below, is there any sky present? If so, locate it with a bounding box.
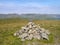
[0,0,60,14]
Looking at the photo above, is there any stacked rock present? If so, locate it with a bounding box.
[14,22,50,41]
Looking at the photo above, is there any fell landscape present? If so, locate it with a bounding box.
[0,14,60,45]
[0,0,60,45]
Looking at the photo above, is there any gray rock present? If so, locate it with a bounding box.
[20,33,28,39]
[21,38,25,41]
[41,33,49,40]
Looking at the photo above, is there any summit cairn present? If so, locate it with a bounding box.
[14,22,50,41]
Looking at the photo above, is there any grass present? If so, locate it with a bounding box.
[0,18,60,45]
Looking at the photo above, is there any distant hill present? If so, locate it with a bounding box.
[20,14,60,20]
[0,14,20,19]
[0,14,60,20]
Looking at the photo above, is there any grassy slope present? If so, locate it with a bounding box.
[0,18,60,45]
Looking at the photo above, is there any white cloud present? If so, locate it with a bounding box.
[0,2,60,14]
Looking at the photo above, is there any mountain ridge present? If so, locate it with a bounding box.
[0,14,60,20]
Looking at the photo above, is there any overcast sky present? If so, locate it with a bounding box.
[0,0,60,14]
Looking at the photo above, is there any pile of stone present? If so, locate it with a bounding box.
[14,22,50,41]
